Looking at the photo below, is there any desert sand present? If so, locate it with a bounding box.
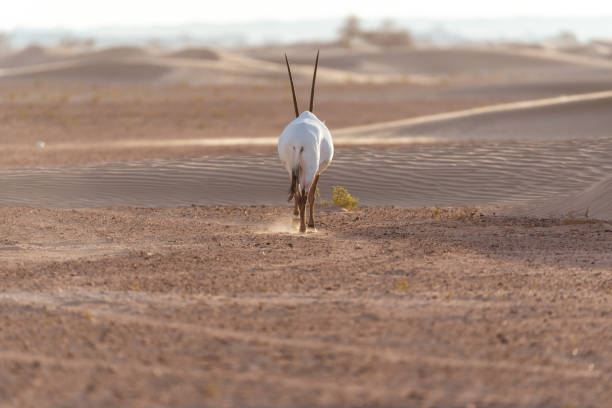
[1,206,611,407]
[1,44,612,407]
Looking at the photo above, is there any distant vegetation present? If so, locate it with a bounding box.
[59,36,96,51]
[338,15,412,48]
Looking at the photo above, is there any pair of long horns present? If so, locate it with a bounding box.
[284,50,319,118]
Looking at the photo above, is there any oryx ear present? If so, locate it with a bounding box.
[284,54,299,118]
[309,50,319,113]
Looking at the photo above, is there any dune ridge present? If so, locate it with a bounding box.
[334,90,612,141]
[6,43,610,86]
[0,46,437,85]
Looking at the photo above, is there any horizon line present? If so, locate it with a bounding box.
[4,14,612,32]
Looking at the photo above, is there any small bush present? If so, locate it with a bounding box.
[332,186,359,209]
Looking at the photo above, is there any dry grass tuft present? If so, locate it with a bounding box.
[394,278,410,293]
[332,186,359,210]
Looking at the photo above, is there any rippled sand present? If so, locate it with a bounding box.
[1,139,611,210]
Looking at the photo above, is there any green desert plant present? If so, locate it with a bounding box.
[332,185,359,209]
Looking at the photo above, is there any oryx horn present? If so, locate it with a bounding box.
[309,50,319,113]
[284,53,299,118]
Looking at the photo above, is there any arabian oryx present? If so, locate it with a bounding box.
[278,51,334,232]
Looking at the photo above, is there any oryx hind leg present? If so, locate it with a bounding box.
[307,174,320,229]
[299,188,307,233]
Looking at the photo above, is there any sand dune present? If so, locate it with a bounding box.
[19,89,611,151]
[2,89,611,218]
[0,45,435,85]
[3,44,610,105]
[335,90,612,142]
[531,175,612,220]
[247,45,612,81]
[0,59,173,82]
[87,46,149,59]
[2,45,612,218]
[2,138,612,209]
[166,47,220,60]
[0,45,148,69]
[0,46,251,83]
[497,45,612,70]
[0,45,59,68]
[7,44,611,87]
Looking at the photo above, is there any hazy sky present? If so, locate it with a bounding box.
[3,0,612,29]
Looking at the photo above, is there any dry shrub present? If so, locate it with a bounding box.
[332,186,359,209]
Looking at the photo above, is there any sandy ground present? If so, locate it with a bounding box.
[1,205,611,408]
[1,44,612,407]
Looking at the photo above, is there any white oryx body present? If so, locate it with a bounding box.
[278,111,333,196]
[278,51,334,232]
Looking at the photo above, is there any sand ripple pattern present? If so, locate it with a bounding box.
[2,138,612,209]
